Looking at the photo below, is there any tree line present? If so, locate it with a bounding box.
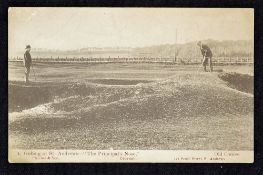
[132,40,253,58]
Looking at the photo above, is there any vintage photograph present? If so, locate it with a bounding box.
[8,8,254,163]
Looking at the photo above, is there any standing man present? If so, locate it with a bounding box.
[197,41,213,72]
[23,45,32,84]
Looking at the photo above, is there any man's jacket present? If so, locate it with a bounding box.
[24,50,32,67]
[200,44,213,57]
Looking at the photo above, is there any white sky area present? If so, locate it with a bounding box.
[9,8,253,54]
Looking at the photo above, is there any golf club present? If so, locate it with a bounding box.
[31,63,37,81]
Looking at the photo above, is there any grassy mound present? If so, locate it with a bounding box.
[9,72,253,150]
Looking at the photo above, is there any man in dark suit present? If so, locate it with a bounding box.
[23,45,32,84]
[197,41,213,72]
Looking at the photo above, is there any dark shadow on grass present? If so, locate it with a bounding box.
[8,81,96,112]
[218,72,254,94]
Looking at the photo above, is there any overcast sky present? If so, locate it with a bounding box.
[9,8,253,54]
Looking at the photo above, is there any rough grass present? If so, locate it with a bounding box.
[8,63,253,150]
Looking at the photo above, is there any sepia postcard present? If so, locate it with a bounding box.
[8,7,254,163]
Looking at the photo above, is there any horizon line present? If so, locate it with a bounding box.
[13,39,253,52]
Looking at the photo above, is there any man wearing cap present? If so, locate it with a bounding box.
[24,45,32,83]
[197,41,213,72]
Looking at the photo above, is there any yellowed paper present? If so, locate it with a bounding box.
[8,7,254,163]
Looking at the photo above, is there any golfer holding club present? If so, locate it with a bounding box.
[23,45,32,84]
[197,41,213,72]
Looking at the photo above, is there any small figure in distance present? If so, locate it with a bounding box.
[197,41,213,72]
[23,45,32,84]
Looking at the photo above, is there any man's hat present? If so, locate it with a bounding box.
[197,41,202,46]
[25,45,31,49]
